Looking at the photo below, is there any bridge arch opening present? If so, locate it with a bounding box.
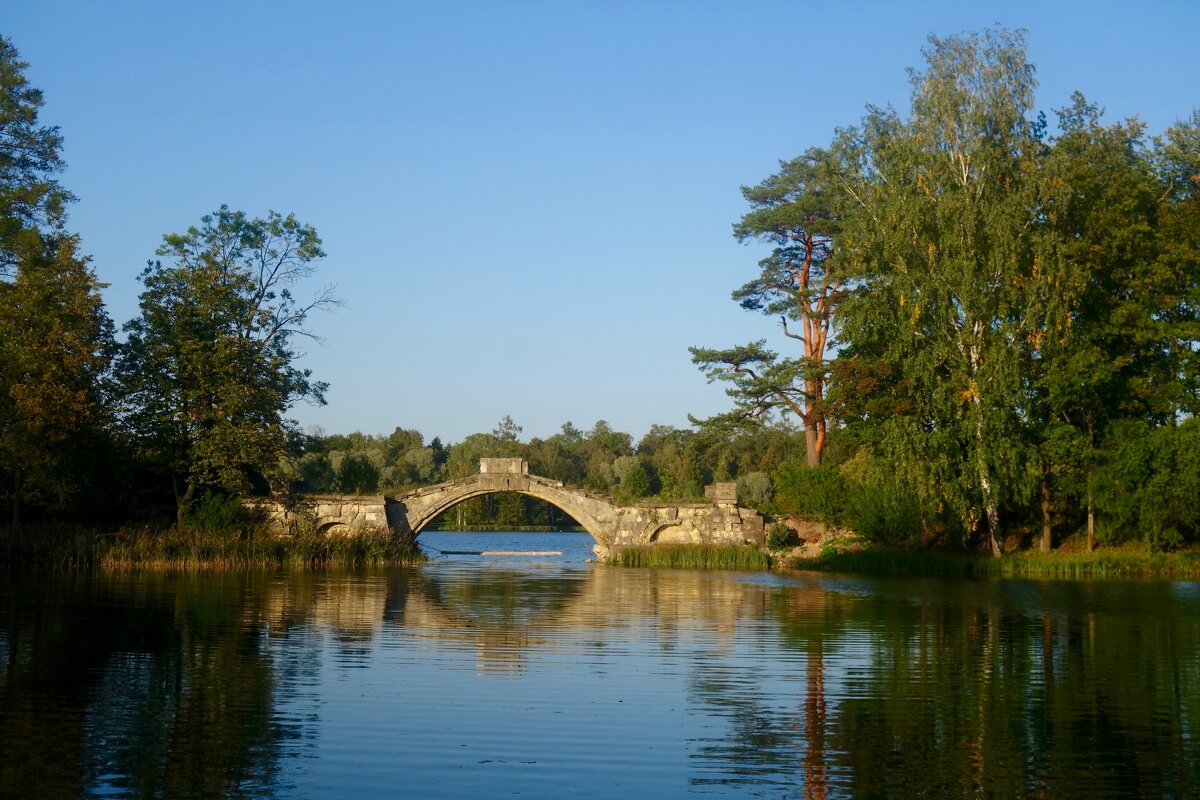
[405,485,611,550]
[424,492,583,533]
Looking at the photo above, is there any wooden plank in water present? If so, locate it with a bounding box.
[438,550,563,556]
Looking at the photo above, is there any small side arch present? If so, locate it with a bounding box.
[649,523,697,545]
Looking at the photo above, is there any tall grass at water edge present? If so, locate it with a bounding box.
[787,548,1200,579]
[0,523,425,570]
[607,544,771,571]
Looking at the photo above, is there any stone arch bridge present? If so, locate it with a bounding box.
[256,458,765,559]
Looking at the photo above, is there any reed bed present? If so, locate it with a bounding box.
[0,523,425,570]
[607,544,771,571]
[787,548,1200,579]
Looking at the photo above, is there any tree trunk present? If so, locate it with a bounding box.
[1085,421,1096,553]
[974,413,1003,557]
[983,491,1002,558]
[804,423,821,467]
[919,507,934,549]
[1086,497,1096,554]
[174,475,196,528]
[1040,473,1052,553]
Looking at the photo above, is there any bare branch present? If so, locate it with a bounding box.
[779,316,806,342]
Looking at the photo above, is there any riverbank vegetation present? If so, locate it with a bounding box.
[0,515,423,570]
[607,544,771,571]
[786,545,1200,580]
[604,540,1200,579]
[1,29,1198,569]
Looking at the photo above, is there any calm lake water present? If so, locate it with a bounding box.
[3,531,1199,799]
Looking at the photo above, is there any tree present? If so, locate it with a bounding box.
[692,149,846,466]
[444,432,505,479]
[0,234,112,523]
[1153,112,1200,414]
[383,427,423,462]
[832,28,1042,556]
[0,36,73,277]
[336,453,379,494]
[619,459,653,500]
[1028,95,1170,552]
[117,207,334,524]
[736,471,773,509]
[492,415,523,446]
[400,446,439,484]
[0,38,112,525]
[526,422,587,485]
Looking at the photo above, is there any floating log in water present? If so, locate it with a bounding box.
[438,550,563,556]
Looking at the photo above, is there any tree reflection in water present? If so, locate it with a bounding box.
[2,568,1199,798]
[0,572,299,798]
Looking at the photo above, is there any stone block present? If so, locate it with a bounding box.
[704,482,738,505]
[480,458,528,475]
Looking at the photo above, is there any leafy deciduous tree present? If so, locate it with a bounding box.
[0,36,73,276]
[118,207,334,524]
[833,28,1042,556]
[0,234,112,523]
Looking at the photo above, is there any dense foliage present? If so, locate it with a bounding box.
[116,206,334,524]
[698,28,1200,555]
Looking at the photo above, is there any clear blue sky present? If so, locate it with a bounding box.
[7,1,1198,444]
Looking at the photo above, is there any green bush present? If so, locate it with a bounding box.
[842,479,922,547]
[772,465,847,525]
[621,462,653,499]
[186,495,257,534]
[736,471,773,509]
[766,522,797,549]
[1094,419,1200,549]
[772,460,922,546]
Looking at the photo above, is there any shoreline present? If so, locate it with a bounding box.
[6,523,1200,580]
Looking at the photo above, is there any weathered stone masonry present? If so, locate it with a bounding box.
[254,458,765,559]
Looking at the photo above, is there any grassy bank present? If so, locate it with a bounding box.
[785,547,1200,579]
[607,544,771,571]
[0,524,425,570]
[606,539,1200,578]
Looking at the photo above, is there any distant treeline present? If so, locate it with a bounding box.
[287,415,803,529]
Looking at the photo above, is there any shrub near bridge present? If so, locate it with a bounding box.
[771,463,923,548]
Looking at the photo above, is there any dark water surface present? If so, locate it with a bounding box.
[3,532,1199,798]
